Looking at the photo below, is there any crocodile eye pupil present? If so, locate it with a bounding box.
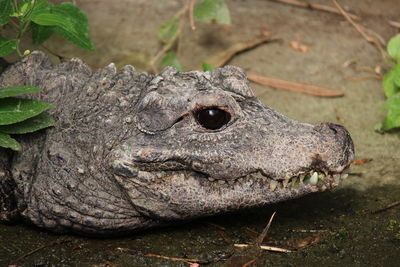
[195,108,231,130]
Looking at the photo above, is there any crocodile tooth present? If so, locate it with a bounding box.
[341,173,349,179]
[310,172,318,185]
[269,180,278,191]
[228,180,235,185]
[208,177,215,182]
[288,178,295,187]
[299,174,305,183]
[291,176,299,187]
[282,179,289,188]
[238,178,244,183]
[218,180,226,185]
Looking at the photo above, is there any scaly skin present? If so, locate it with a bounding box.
[0,52,354,235]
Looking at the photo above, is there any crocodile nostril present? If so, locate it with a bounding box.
[315,122,346,136]
[328,123,339,134]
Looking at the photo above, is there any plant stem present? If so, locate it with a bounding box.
[149,4,189,72]
[16,20,31,57]
[12,0,19,13]
[23,0,36,20]
[15,39,23,56]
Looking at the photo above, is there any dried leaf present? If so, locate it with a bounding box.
[247,73,344,97]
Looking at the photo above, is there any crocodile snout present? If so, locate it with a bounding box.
[313,122,355,173]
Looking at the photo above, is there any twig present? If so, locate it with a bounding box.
[331,0,385,56]
[331,0,371,42]
[372,200,400,214]
[365,29,386,47]
[256,212,276,246]
[242,258,257,266]
[189,0,196,30]
[347,75,382,82]
[247,72,344,97]
[271,0,359,20]
[234,244,292,253]
[244,227,261,237]
[149,4,188,72]
[204,222,226,231]
[218,230,233,244]
[199,35,279,69]
[149,28,180,73]
[388,20,400,29]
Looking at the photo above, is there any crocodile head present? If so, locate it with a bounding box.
[111,66,354,221]
[0,52,354,234]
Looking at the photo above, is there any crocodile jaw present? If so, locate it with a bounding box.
[113,165,351,221]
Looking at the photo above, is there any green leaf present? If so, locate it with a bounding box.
[383,65,400,98]
[0,132,21,151]
[394,66,400,88]
[202,62,215,71]
[160,52,183,71]
[19,1,30,16]
[381,93,400,131]
[31,12,74,28]
[0,97,53,125]
[0,37,17,57]
[31,2,94,51]
[31,23,54,44]
[387,34,400,62]
[158,15,179,41]
[0,0,13,26]
[194,0,231,25]
[28,0,52,19]
[0,85,41,99]
[0,112,54,134]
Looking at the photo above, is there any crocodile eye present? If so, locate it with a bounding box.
[195,108,231,130]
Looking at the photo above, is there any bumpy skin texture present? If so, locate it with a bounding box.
[0,52,354,235]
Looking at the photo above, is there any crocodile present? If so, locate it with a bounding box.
[0,51,354,235]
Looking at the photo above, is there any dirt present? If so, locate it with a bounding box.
[1,0,399,266]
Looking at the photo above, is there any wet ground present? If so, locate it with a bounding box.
[1,0,400,266]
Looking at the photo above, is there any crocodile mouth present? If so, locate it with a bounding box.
[204,166,351,192]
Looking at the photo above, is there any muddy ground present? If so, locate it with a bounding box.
[1,0,400,266]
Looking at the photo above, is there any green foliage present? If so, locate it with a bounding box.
[158,15,179,42]
[0,97,53,125]
[194,0,231,25]
[0,37,17,57]
[202,62,215,71]
[157,0,230,71]
[0,1,92,150]
[0,112,54,134]
[383,65,400,98]
[0,132,21,150]
[31,23,53,44]
[0,86,54,151]
[378,34,400,131]
[31,2,93,50]
[161,52,183,71]
[0,85,41,98]
[0,0,12,26]
[387,34,400,62]
[380,94,400,130]
[0,0,93,56]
